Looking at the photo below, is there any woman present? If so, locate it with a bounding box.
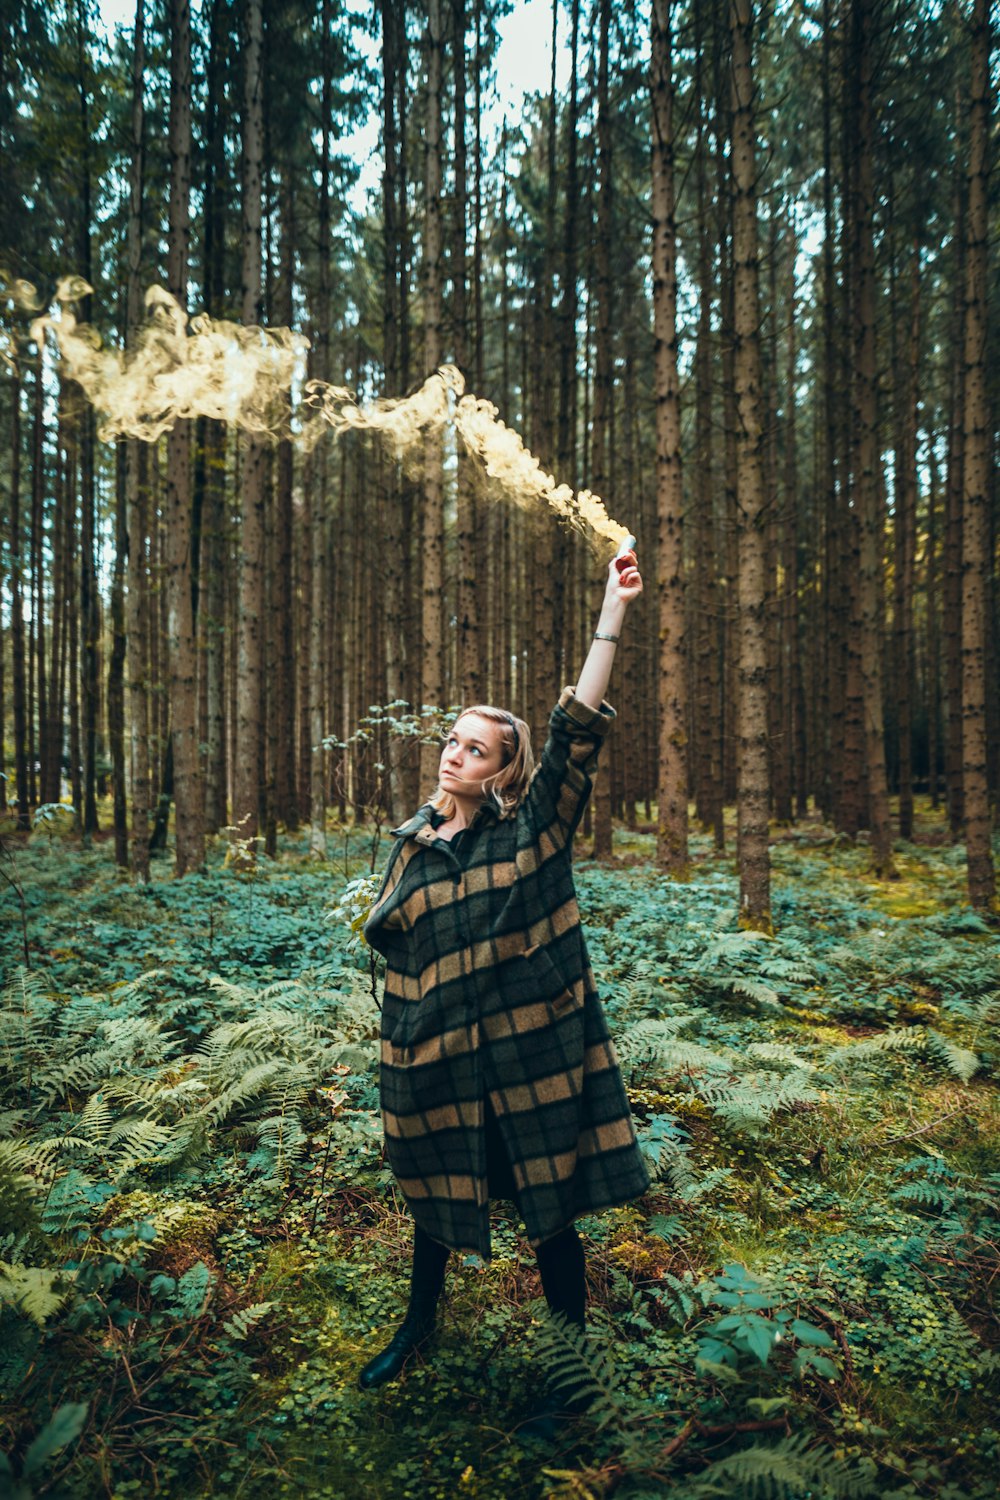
[360,548,650,1413]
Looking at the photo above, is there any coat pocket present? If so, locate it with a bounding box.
[502,943,577,1016]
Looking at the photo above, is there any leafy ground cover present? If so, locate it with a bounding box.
[1,806,998,1499]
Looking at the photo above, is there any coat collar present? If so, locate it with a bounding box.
[391,799,502,844]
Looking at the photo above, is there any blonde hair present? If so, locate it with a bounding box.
[430,705,534,819]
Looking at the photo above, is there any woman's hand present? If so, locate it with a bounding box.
[604,548,642,610]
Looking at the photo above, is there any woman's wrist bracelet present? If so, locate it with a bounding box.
[593,630,620,644]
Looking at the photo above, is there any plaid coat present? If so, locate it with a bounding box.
[363,687,651,1257]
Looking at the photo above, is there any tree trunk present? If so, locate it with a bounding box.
[74,0,99,841]
[234,0,266,860]
[590,0,613,858]
[820,0,844,827]
[380,0,410,822]
[109,431,128,869]
[8,364,30,829]
[164,0,203,875]
[693,6,721,842]
[729,0,771,931]
[893,246,919,841]
[274,173,296,829]
[782,218,806,821]
[201,0,230,836]
[453,0,481,707]
[960,0,996,912]
[29,357,45,814]
[651,0,688,877]
[420,0,445,790]
[309,0,332,858]
[926,444,941,808]
[848,0,895,876]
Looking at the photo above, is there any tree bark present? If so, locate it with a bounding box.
[453,0,481,708]
[201,0,230,836]
[8,364,30,828]
[651,0,688,877]
[420,0,445,790]
[848,0,895,876]
[164,0,203,874]
[693,6,722,843]
[309,0,332,857]
[590,0,614,858]
[960,0,996,912]
[729,0,771,931]
[274,173,296,829]
[380,0,411,822]
[234,0,266,860]
[893,245,919,841]
[74,0,99,841]
[29,356,45,813]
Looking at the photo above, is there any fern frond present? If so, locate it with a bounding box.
[648,1270,697,1325]
[76,1091,112,1144]
[759,955,815,984]
[0,1261,74,1325]
[825,1028,924,1069]
[728,977,783,1009]
[826,1025,980,1082]
[0,1141,45,1233]
[677,1165,734,1204]
[532,1312,633,1434]
[170,1259,215,1318]
[696,1070,820,1132]
[746,1043,814,1071]
[109,969,169,1004]
[702,931,773,963]
[923,1028,980,1083]
[222,1300,274,1340]
[205,975,258,1006]
[40,1169,102,1234]
[615,1021,731,1079]
[694,1433,878,1499]
[0,1109,29,1138]
[105,1118,175,1178]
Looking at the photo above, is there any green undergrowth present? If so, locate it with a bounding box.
[0,809,998,1498]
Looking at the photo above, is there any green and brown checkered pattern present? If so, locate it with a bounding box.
[364,687,651,1257]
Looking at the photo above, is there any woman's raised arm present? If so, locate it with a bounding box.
[574,548,643,711]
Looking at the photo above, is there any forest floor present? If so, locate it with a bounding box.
[1,801,998,1500]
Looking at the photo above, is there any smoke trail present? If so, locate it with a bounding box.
[6,274,630,552]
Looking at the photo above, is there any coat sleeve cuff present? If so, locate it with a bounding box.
[555,685,616,737]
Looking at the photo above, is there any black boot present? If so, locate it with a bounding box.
[358,1225,449,1392]
[357,1302,436,1390]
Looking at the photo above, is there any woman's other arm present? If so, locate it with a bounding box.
[575,549,643,711]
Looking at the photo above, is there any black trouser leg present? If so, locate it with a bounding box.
[535,1224,586,1330]
[518,1224,589,1437]
[358,1223,450,1391]
[411,1222,450,1306]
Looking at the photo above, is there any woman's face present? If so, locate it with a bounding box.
[438,714,506,801]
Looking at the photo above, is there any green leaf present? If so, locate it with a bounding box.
[746,1396,792,1418]
[743,1318,778,1364]
[790,1317,836,1348]
[23,1403,88,1478]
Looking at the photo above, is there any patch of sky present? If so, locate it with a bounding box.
[95,0,573,216]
